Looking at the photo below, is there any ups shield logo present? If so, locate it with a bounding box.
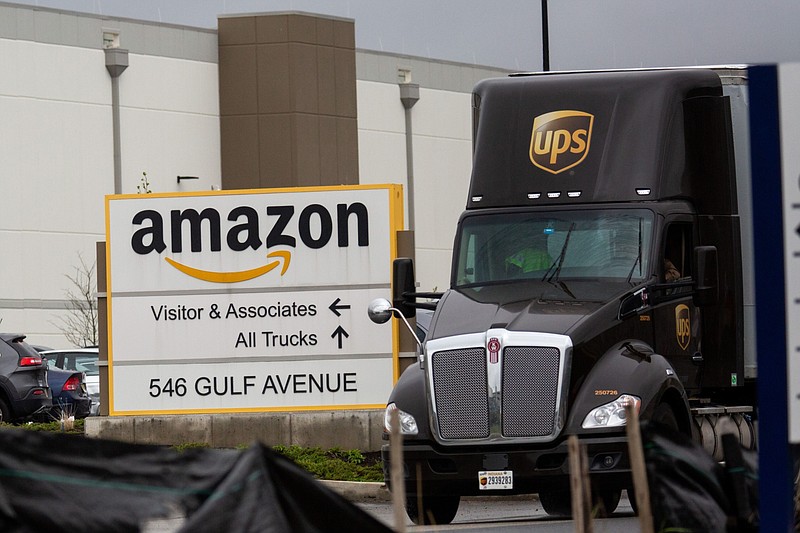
[675,304,691,351]
[529,110,593,174]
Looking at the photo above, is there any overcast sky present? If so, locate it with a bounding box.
[8,0,800,71]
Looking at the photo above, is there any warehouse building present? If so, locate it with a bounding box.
[0,2,510,347]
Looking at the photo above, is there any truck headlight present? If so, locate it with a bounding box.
[384,403,419,435]
[581,394,641,429]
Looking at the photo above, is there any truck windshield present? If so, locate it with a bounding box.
[454,209,654,287]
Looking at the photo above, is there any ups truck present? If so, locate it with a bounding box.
[368,67,757,524]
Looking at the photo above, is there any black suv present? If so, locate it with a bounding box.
[0,334,52,422]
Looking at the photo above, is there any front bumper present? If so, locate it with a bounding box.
[68,396,92,419]
[13,388,52,420]
[89,395,100,416]
[382,434,632,496]
[51,393,92,419]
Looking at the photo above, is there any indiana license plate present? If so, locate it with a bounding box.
[478,470,513,490]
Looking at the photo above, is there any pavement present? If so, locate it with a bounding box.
[321,480,547,504]
[321,480,391,502]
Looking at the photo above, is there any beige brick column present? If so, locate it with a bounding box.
[218,12,359,189]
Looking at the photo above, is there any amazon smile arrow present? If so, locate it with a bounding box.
[164,250,291,283]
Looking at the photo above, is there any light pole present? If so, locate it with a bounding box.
[542,0,550,71]
[105,48,128,194]
[399,83,420,231]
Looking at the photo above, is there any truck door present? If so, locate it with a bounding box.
[652,220,702,391]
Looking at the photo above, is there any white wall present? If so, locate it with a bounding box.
[356,80,406,189]
[356,80,473,293]
[119,53,221,194]
[409,88,472,292]
[0,37,220,348]
[0,38,112,346]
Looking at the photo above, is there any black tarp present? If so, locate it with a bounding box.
[642,421,759,533]
[0,428,391,533]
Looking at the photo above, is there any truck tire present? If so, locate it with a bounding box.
[626,488,639,515]
[539,489,571,516]
[626,401,681,515]
[539,489,621,517]
[406,492,460,525]
[593,489,621,516]
[652,402,679,432]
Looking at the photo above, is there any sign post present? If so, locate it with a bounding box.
[749,64,797,533]
[105,185,402,415]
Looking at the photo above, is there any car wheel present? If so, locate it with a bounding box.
[405,492,460,525]
[539,489,572,516]
[0,397,10,423]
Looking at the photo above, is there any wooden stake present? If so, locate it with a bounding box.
[568,435,593,533]
[626,403,654,533]
[390,408,406,533]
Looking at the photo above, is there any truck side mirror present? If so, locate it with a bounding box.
[619,287,648,319]
[393,258,416,318]
[367,298,423,350]
[693,246,719,307]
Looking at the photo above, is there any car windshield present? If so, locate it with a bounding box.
[454,208,654,288]
[46,352,99,377]
[70,355,99,376]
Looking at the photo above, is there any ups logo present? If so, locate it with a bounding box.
[529,110,593,174]
[675,304,691,351]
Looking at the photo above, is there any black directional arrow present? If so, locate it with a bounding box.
[329,297,351,317]
[331,326,349,349]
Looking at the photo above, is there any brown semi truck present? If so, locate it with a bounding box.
[369,67,756,524]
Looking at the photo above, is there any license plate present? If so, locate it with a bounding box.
[478,470,513,490]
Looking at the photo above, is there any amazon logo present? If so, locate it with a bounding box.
[130,203,369,283]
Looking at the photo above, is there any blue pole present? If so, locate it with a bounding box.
[749,63,795,533]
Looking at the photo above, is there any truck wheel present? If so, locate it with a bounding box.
[625,402,679,516]
[0,397,10,423]
[652,402,679,431]
[405,492,460,525]
[539,489,571,516]
[539,489,621,517]
[625,488,639,515]
[593,489,621,516]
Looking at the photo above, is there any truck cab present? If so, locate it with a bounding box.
[371,67,756,524]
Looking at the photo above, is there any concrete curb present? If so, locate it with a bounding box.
[321,480,391,502]
[84,411,386,451]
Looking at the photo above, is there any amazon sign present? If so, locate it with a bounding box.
[105,185,402,415]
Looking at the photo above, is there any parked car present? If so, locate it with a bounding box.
[40,348,100,416]
[0,333,52,422]
[44,367,92,420]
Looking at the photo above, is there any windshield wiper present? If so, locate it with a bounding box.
[556,280,576,299]
[543,222,576,283]
[625,218,643,284]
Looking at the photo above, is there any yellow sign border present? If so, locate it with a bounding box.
[105,184,403,416]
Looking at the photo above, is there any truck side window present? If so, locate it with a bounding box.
[458,234,476,285]
[663,223,693,282]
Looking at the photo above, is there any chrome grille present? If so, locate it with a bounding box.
[431,348,489,439]
[502,346,561,437]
